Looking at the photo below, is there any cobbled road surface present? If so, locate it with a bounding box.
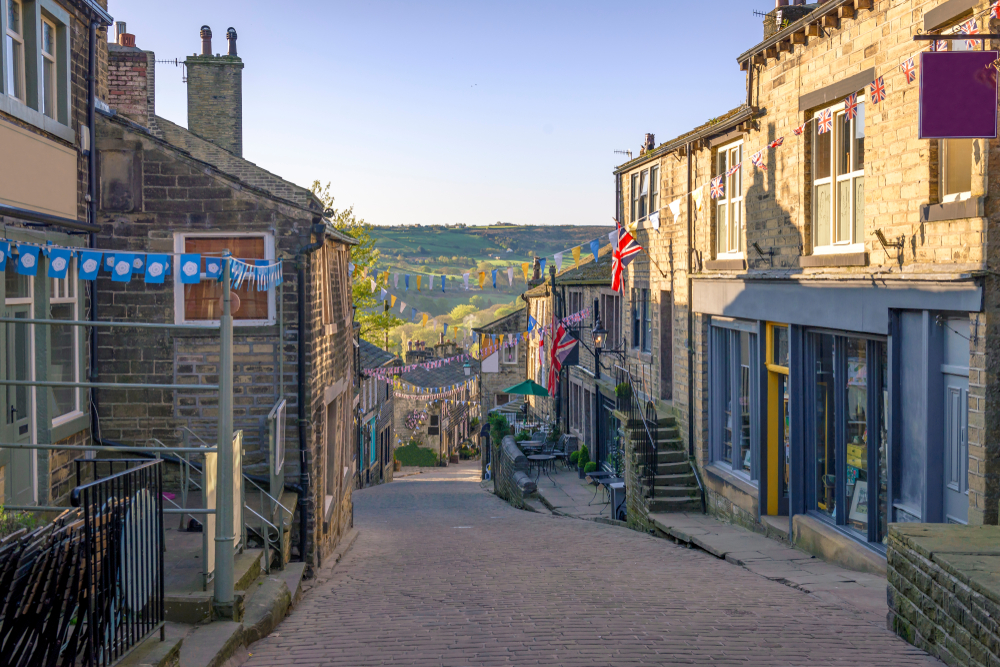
[247,463,939,666]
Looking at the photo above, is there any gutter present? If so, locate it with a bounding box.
[295,221,326,564]
[735,0,852,68]
[0,203,100,234]
[686,142,695,460]
[87,20,100,442]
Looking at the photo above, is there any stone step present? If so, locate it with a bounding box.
[655,427,680,440]
[656,416,677,428]
[648,496,702,513]
[654,473,696,487]
[656,460,691,475]
[652,485,701,498]
[657,450,687,465]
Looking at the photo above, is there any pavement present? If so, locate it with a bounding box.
[245,462,940,666]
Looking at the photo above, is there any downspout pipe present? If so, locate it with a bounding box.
[296,220,326,564]
[87,20,100,439]
[686,143,695,459]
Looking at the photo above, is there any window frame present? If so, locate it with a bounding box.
[172,232,276,326]
[630,166,658,225]
[940,138,973,202]
[709,319,760,483]
[49,257,81,425]
[39,13,53,119]
[501,340,518,364]
[811,94,866,254]
[716,139,744,258]
[4,0,26,103]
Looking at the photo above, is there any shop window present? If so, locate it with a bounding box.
[716,140,744,257]
[812,94,865,252]
[175,234,274,325]
[710,323,759,480]
[807,332,887,545]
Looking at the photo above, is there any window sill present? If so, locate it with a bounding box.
[704,258,746,271]
[798,252,868,268]
[0,96,75,144]
[51,412,89,442]
[705,462,758,497]
[920,196,983,222]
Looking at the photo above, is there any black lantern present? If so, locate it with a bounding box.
[592,316,607,351]
[463,361,471,376]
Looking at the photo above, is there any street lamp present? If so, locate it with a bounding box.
[592,316,607,380]
[463,361,471,377]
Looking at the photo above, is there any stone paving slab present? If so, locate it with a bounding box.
[245,463,940,666]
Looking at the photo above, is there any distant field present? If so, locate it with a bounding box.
[371,224,611,319]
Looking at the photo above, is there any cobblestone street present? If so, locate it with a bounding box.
[247,463,940,666]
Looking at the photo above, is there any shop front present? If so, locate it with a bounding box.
[696,278,982,558]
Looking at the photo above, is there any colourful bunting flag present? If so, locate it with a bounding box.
[900,58,916,84]
[79,250,101,280]
[507,267,514,286]
[179,254,201,284]
[572,246,581,268]
[112,253,133,283]
[48,248,72,279]
[145,254,170,283]
[16,245,40,276]
[869,76,886,104]
[521,262,529,281]
[590,239,600,263]
[554,251,563,273]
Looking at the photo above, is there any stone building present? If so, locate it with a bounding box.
[394,337,477,464]
[0,0,113,507]
[473,306,526,415]
[614,0,1000,572]
[521,248,617,464]
[94,24,358,568]
[359,339,398,488]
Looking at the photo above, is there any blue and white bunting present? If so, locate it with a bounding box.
[16,245,40,276]
[145,254,170,283]
[179,254,201,284]
[48,248,72,279]
[112,253,134,282]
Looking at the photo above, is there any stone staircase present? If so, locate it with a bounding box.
[645,416,702,513]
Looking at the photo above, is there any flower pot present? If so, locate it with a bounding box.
[578,468,586,480]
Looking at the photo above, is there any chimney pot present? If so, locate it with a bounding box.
[775,0,788,6]
[115,21,126,41]
[227,27,238,56]
[200,25,212,56]
[644,133,655,151]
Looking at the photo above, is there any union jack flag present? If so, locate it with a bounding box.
[963,19,979,49]
[869,76,886,104]
[769,137,784,149]
[930,39,948,52]
[750,150,767,171]
[710,175,725,199]
[993,0,1000,20]
[726,163,741,177]
[844,92,859,120]
[901,57,917,84]
[611,221,643,293]
[817,108,834,134]
[546,324,579,395]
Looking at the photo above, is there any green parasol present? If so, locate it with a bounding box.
[502,380,549,397]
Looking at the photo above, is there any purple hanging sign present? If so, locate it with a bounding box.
[919,50,999,139]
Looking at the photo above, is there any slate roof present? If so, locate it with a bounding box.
[473,307,526,335]
[523,244,612,298]
[399,357,480,389]
[360,339,398,370]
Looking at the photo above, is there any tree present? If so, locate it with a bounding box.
[310,181,402,346]
[449,304,477,321]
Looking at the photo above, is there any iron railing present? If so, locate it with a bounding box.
[615,364,658,493]
[71,459,165,667]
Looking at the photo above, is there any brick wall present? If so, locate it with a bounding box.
[107,44,148,127]
[49,430,91,506]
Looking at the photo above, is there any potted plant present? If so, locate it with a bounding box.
[577,444,590,479]
[583,462,598,475]
[615,382,632,410]
[569,450,580,470]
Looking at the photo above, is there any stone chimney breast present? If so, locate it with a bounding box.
[186,24,244,156]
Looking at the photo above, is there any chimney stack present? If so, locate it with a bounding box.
[186,25,244,156]
[107,25,150,127]
[439,332,444,345]
[200,25,212,55]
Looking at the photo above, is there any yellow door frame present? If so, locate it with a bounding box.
[765,323,789,516]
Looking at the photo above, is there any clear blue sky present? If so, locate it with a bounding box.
[112,0,762,226]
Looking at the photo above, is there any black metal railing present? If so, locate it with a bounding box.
[72,459,165,667]
[615,364,658,492]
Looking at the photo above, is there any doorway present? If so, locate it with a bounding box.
[3,304,34,505]
[765,323,789,516]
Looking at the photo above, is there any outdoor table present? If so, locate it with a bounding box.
[527,454,557,484]
[586,470,613,505]
[520,440,544,454]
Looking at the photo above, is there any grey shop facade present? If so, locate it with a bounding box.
[692,276,983,555]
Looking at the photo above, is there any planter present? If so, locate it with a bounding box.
[579,468,586,479]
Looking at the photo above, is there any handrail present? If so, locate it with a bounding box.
[70,458,160,495]
[688,458,707,514]
[0,316,221,330]
[614,364,659,452]
[243,472,292,516]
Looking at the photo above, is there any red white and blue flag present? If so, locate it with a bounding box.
[793,122,807,136]
[869,76,886,104]
[611,220,642,293]
[901,57,917,84]
[750,150,766,171]
[963,19,979,49]
[845,92,859,120]
[726,163,741,177]
[546,323,579,395]
[769,137,784,149]
[817,108,834,134]
[710,175,724,199]
[930,39,948,52]
[992,1,1000,20]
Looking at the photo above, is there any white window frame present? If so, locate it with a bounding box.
[172,232,276,326]
[812,95,866,254]
[4,0,26,103]
[716,139,744,258]
[49,257,81,425]
[39,14,54,119]
[629,165,660,225]
[941,138,973,203]
[4,262,38,499]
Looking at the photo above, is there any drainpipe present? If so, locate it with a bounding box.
[686,143,695,458]
[549,265,561,428]
[296,220,326,564]
[87,21,100,438]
